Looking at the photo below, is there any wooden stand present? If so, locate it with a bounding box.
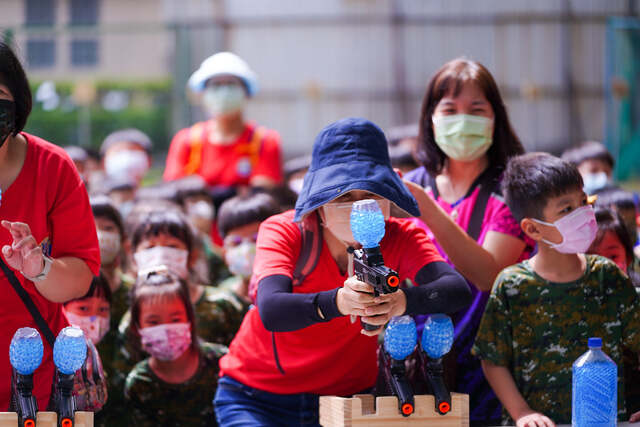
[320,393,468,427]
[0,412,93,427]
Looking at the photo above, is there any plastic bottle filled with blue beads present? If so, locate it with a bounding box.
[10,327,43,376]
[384,315,417,361]
[572,337,617,427]
[53,326,87,375]
[350,199,386,248]
[421,314,454,360]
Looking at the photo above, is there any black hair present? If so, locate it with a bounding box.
[588,208,634,269]
[386,123,419,146]
[417,58,524,175]
[561,141,614,169]
[100,128,152,156]
[594,188,637,212]
[90,195,126,240]
[131,209,194,255]
[502,153,584,222]
[217,192,280,238]
[129,271,198,350]
[0,41,32,134]
[66,271,112,305]
[170,175,213,206]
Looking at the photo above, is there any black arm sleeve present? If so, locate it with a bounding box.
[256,275,343,332]
[402,261,472,316]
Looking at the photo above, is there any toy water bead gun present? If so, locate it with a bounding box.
[349,199,400,331]
[52,326,87,427]
[9,327,43,427]
[419,314,454,415]
[382,315,417,417]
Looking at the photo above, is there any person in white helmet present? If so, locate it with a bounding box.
[164,52,282,193]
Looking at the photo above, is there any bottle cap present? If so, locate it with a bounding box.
[588,337,602,348]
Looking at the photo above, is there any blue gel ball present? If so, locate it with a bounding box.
[53,326,87,375]
[421,314,454,359]
[350,199,386,248]
[384,316,417,361]
[9,327,44,375]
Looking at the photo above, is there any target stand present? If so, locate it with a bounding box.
[319,393,468,426]
[0,412,92,427]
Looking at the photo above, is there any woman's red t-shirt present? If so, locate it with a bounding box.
[0,133,100,409]
[219,210,443,396]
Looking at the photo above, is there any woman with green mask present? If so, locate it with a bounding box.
[403,58,533,425]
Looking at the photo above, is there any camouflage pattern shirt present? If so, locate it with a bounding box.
[124,341,228,426]
[472,255,640,424]
[118,285,248,367]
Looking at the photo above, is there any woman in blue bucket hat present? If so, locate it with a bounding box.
[214,117,471,426]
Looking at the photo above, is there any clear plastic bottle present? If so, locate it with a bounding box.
[572,337,617,427]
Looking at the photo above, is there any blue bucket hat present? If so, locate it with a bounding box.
[294,117,420,222]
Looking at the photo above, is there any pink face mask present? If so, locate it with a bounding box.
[532,205,597,254]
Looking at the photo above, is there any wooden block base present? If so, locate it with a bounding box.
[320,393,469,426]
[0,412,93,427]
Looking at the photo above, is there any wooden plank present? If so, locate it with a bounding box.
[0,413,18,427]
[74,412,94,427]
[320,393,469,427]
[36,412,57,426]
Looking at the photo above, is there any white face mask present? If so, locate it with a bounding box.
[225,241,256,278]
[139,322,192,362]
[187,200,214,221]
[65,312,110,345]
[97,230,121,265]
[582,172,609,195]
[104,150,149,183]
[322,199,391,245]
[288,178,304,195]
[134,246,189,280]
[202,84,246,116]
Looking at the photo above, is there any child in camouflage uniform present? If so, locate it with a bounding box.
[473,153,640,425]
[216,192,281,303]
[118,209,246,367]
[124,272,227,426]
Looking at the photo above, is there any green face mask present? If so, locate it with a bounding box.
[432,114,493,162]
[202,84,246,116]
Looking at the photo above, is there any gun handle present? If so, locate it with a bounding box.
[56,373,76,427]
[390,371,414,416]
[15,374,37,427]
[424,357,451,415]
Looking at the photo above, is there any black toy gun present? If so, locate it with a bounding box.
[419,314,454,415]
[348,199,400,331]
[381,316,418,417]
[52,327,88,427]
[9,328,43,427]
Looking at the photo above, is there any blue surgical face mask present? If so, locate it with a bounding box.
[582,172,609,195]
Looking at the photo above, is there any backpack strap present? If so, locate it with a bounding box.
[183,122,207,176]
[422,167,502,241]
[292,211,322,287]
[234,125,265,170]
[466,168,502,241]
[0,258,56,348]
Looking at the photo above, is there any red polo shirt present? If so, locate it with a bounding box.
[219,210,443,396]
[0,133,100,409]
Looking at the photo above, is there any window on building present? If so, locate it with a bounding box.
[69,0,99,67]
[25,0,56,26]
[71,40,98,66]
[27,39,55,68]
[70,0,99,25]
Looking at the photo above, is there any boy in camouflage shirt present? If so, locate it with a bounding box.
[472,153,640,425]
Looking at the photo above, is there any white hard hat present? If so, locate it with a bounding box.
[187,52,258,97]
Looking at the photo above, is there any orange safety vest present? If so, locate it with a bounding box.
[183,122,264,177]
